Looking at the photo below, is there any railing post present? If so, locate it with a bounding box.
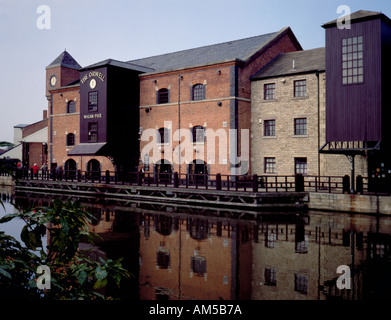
[137,171,142,186]
[356,175,363,194]
[205,174,208,190]
[78,170,81,182]
[30,168,34,180]
[216,173,222,191]
[295,174,304,192]
[265,176,268,192]
[252,174,258,192]
[105,170,110,184]
[174,172,179,188]
[343,175,350,194]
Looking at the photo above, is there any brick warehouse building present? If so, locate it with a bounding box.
[132,27,301,177]
[46,28,302,176]
[45,10,391,191]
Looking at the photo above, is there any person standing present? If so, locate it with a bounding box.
[32,163,39,178]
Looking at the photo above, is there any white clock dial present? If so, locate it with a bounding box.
[90,79,96,89]
[50,75,57,87]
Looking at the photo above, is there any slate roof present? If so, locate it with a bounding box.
[251,47,325,80]
[46,50,82,70]
[82,59,154,73]
[322,10,391,28]
[128,27,298,73]
[67,142,107,156]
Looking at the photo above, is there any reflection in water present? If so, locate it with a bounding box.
[3,187,391,300]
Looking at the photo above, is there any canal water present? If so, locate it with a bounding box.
[1,186,391,300]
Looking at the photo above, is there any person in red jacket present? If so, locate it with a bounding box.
[32,163,39,177]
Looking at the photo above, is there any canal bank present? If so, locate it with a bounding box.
[10,177,391,215]
[308,192,391,215]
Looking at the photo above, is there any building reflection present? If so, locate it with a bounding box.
[8,190,391,300]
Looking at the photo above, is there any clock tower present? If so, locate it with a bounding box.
[45,50,81,97]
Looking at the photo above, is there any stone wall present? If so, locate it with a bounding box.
[251,71,368,177]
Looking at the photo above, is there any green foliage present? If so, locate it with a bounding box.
[0,199,130,300]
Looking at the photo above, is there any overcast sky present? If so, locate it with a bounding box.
[0,0,390,143]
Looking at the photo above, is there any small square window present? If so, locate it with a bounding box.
[264,268,277,286]
[264,157,276,174]
[264,120,275,136]
[295,157,307,175]
[294,80,307,98]
[264,83,275,100]
[294,118,307,135]
[294,273,308,294]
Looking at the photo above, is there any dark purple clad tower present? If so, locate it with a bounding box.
[321,10,391,192]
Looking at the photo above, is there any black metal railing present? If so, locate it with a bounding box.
[7,167,373,194]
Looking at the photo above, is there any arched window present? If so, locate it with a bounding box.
[157,127,170,144]
[192,125,205,143]
[66,133,75,146]
[67,100,76,113]
[192,84,205,101]
[157,88,169,104]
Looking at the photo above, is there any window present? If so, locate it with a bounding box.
[157,127,170,144]
[144,154,150,171]
[265,268,277,286]
[88,91,98,112]
[264,157,276,174]
[192,84,205,101]
[264,120,276,136]
[295,235,308,254]
[158,88,169,104]
[67,100,76,113]
[265,231,276,248]
[192,125,205,143]
[342,36,364,84]
[191,256,206,276]
[294,118,307,135]
[294,80,307,97]
[88,122,98,142]
[294,273,308,294]
[156,249,170,269]
[66,133,75,146]
[264,83,275,100]
[295,158,307,175]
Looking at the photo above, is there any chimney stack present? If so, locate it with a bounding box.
[43,110,48,120]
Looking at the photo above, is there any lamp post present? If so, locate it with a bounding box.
[178,75,183,175]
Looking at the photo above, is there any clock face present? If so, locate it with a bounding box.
[50,75,57,87]
[90,79,96,89]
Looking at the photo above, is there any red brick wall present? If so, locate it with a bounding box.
[139,63,234,175]
[27,142,47,168]
[139,31,301,176]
